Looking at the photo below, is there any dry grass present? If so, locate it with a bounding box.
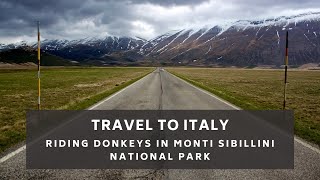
[0,67,153,152]
[167,67,320,145]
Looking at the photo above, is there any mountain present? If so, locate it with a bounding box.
[0,36,146,64]
[41,36,145,61]
[137,12,320,66]
[1,12,320,66]
[0,48,74,66]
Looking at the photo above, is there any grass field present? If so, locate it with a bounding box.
[167,68,320,145]
[0,67,153,152]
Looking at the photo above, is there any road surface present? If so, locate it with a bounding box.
[0,68,319,179]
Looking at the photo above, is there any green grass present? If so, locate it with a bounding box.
[167,68,320,146]
[0,67,153,152]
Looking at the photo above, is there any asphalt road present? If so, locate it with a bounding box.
[0,68,319,179]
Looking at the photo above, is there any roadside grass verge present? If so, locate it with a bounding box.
[167,68,320,146]
[0,67,153,152]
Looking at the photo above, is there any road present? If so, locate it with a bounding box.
[1,68,320,179]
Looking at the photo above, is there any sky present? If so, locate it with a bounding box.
[1,0,320,44]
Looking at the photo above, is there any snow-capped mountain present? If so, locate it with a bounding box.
[1,12,320,66]
[0,36,146,61]
[43,36,146,60]
[137,12,320,66]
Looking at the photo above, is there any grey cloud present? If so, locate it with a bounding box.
[0,0,320,43]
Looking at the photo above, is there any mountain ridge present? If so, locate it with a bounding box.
[1,11,320,66]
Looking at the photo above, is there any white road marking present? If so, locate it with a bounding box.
[295,137,320,154]
[0,145,25,163]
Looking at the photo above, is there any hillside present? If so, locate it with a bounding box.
[0,48,74,66]
[137,12,320,66]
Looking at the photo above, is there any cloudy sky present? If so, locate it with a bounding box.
[1,0,320,44]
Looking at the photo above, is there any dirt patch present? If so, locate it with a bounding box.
[299,63,320,70]
[74,83,102,88]
[0,62,37,69]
